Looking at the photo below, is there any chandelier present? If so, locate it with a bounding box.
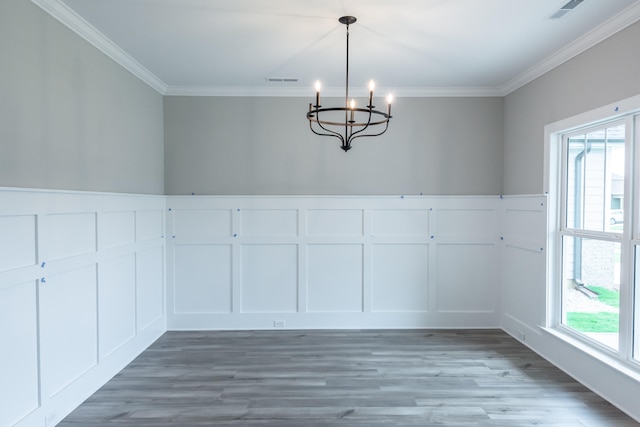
[306,16,393,152]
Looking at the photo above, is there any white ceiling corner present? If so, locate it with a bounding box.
[498,0,640,96]
[30,0,168,94]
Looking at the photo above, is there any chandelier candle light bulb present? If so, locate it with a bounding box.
[315,80,321,107]
[305,16,393,152]
[368,80,375,106]
[350,99,355,122]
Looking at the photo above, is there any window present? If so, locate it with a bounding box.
[549,99,640,367]
[561,122,625,350]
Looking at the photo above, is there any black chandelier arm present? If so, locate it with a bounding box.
[346,105,382,140]
[307,112,346,146]
[307,105,391,151]
[347,119,390,145]
[308,108,346,140]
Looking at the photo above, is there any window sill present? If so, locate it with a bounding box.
[540,326,640,381]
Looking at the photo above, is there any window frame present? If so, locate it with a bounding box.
[545,94,640,370]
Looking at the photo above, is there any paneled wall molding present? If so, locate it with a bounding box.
[0,187,166,427]
[15,189,626,425]
[166,195,504,330]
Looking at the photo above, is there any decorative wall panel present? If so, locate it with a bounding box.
[167,196,502,329]
[306,244,363,312]
[99,254,136,358]
[436,244,497,312]
[437,208,495,238]
[173,244,232,313]
[307,209,363,236]
[136,209,164,242]
[136,245,165,331]
[0,188,166,427]
[40,265,98,398]
[0,215,36,272]
[371,244,429,312]
[101,211,135,249]
[43,212,96,261]
[0,281,39,427]
[173,209,231,239]
[501,196,548,330]
[240,209,298,237]
[371,209,429,236]
[241,244,298,313]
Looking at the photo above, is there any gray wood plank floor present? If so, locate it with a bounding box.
[59,329,638,426]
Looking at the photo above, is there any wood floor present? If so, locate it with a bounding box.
[59,329,638,426]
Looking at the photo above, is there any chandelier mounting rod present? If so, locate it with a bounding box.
[341,16,355,143]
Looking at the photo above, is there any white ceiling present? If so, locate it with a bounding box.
[34,0,640,96]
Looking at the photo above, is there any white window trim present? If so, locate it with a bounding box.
[544,93,640,371]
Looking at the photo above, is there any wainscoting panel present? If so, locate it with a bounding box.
[240,209,298,237]
[307,209,363,236]
[42,212,97,261]
[167,196,503,329]
[136,209,165,242]
[172,209,232,239]
[136,245,165,332]
[40,265,98,398]
[173,244,232,313]
[0,187,166,427]
[371,209,429,236]
[306,244,364,313]
[436,208,495,239]
[371,244,429,312]
[501,195,548,331]
[100,211,135,250]
[98,254,137,359]
[503,244,547,329]
[0,214,36,272]
[0,281,39,427]
[436,244,497,313]
[240,244,298,313]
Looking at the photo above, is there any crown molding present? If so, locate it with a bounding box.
[499,1,640,96]
[164,85,503,98]
[30,0,167,94]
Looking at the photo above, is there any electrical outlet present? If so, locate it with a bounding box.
[273,320,285,328]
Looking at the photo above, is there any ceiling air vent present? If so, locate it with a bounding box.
[266,77,299,83]
[550,0,585,19]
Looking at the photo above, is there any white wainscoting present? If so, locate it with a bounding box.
[166,196,502,330]
[500,195,548,339]
[0,191,558,425]
[0,188,166,427]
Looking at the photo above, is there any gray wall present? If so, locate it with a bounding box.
[503,20,640,195]
[164,96,504,195]
[8,0,638,197]
[0,0,164,194]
